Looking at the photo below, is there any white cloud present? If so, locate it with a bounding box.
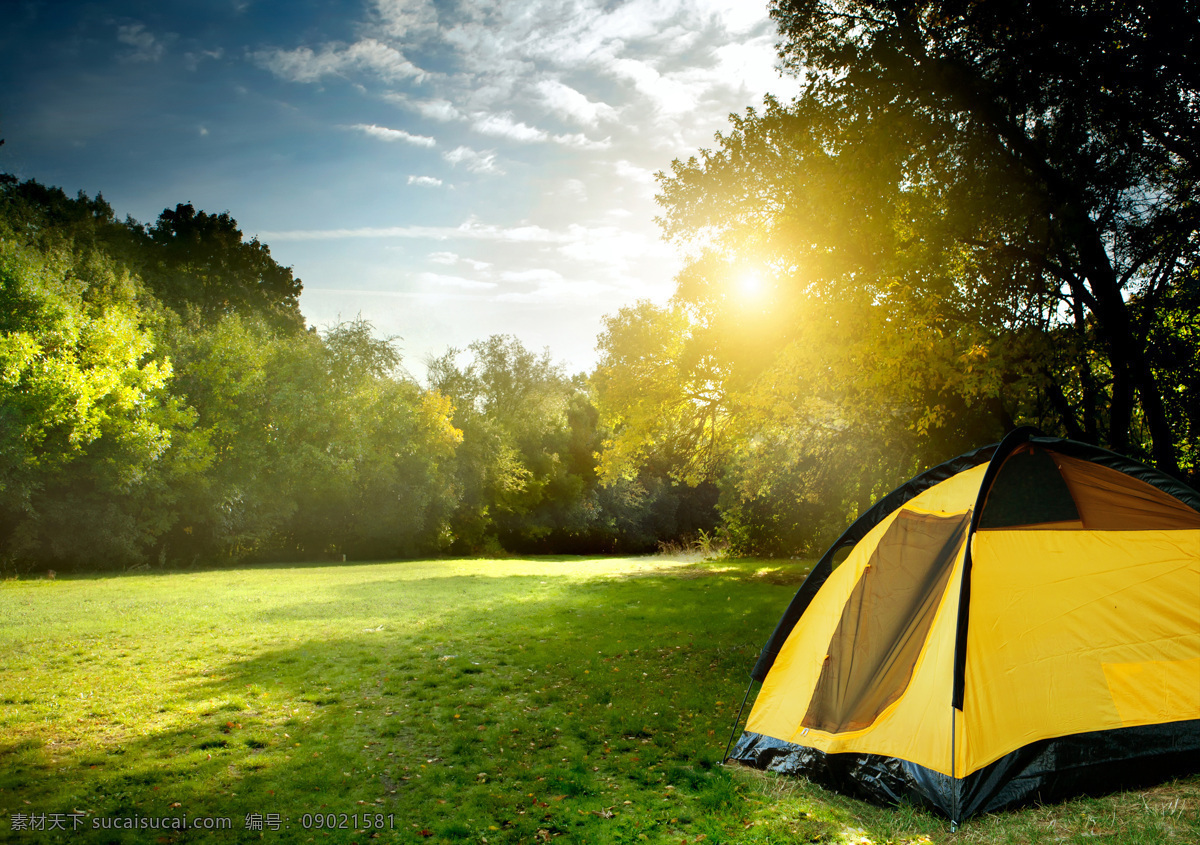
[499,268,564,284]
[606,56,698,115]
[559,178,587,201]
[372,0,440,38]
[496,276,616,304]
[253,45,341,82]
[555,223,675,277]
[429,251,493,269]
[553,132,611,150]
[442,145,503,174]
[348,123,437,146]
[614,159,656,185]
[184,47,224,71]
[418,272,497,290]
[259,218,561,243]
[704,0,771,34]
[344,38,427,81]
[254,38,426,83]
[117,23,167,63]
[407,175,444,186]
[535,79,617,126]
[469,111,610,149]
[471,112,548,143]
[406,98,462,121]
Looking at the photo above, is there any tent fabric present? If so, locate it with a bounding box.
[730,430,1200,822]
[1049,453,1200,531]
[802,510,968,734]
[750,443,997,682]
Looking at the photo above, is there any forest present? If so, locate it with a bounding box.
[2,0,1197,572]
[0,179,719,571]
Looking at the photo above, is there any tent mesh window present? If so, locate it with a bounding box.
[802,509,969,734]
[978,445,1200,531]
[978,445,1080,529]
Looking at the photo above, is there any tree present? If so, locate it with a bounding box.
[767,0,1197,473]
[591,0,1200,552]
[651,0,1197,488]
[159,315,461,562]
[592,299,740,486]
[0,231,188,567]
[428,336,579,551]
[1,176,469,568]
[143,203,305,331]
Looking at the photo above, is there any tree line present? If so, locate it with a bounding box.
[0,177,715,572]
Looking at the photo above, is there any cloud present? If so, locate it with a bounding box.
[184,47,224,71]
[407,98,462,121]
[117,23,167,63]
[614,159,656,185]
[470,111,610,149]
[408,175,444,186]
[429,251,491,269]
[555,223,675,277]
[605,56,699,116]
[471,112,547,143]
[372,0,440,39]
[496,276,617,304]
[348,123,437,146]
[253,38,426,83]
[559,178,587,201]
[442,145,503,174]
[259,218,561,243]
[417,272,497,290]
[499,268,564,284]
[344,38,427,81]
[535,79,617,126]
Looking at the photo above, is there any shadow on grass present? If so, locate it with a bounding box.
[3,561,805,844]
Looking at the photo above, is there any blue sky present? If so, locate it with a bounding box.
[1,0,799,378]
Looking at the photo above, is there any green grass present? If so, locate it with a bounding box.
[1,556,1196,844]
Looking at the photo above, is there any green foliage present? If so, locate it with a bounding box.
[141,203,304,332]
[0,175,718,568]
[430,335,720,555]
[0,179,466,569]
[595,0,1200,553]
[0,231,186,567]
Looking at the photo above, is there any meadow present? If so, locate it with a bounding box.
[1,556,1196,844]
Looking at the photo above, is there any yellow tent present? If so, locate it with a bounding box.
[730,428,1200,823]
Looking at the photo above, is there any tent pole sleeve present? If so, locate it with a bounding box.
[951,425,1042,710]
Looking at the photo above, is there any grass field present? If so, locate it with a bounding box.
[1,556,1196,844]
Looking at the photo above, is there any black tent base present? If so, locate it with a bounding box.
[730,720,1200,823]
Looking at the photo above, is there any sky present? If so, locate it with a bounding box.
[1,0,800,379]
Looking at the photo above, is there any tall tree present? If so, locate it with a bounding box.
[770,0,1198,473]
[0,232,187,566]
[654,0,1198,484]
[144,203,305,332]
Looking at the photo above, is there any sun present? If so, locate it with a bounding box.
[736,269,764,299]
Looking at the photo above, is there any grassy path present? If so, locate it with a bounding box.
[1,556,1196,844]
